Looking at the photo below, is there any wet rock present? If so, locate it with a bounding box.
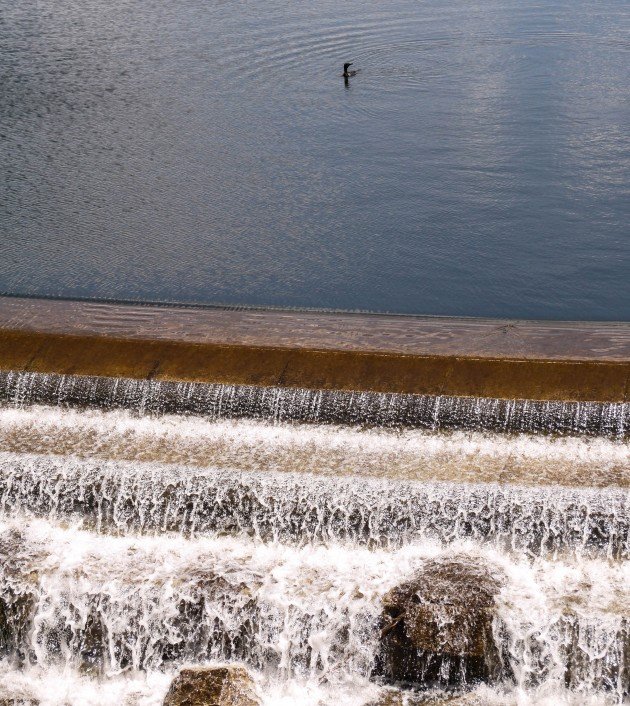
[163,665,260,706]
[366,688,403,706]
[75,611,106,675]
[366,688,423,706]
[0,530,40,665]
[0,588,34,663]
[367,688,490,706]
[4,560,262,675]
[376,557,505,689]
[560,613,629,697]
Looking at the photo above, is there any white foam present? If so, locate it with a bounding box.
[0,402,627,704]
[0,405,627,487]
[0,516,627,702]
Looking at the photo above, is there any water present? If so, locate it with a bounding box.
[0,380,628,704]
[1,517,629,705]
[2,371,629,438]
[2,0,629,319]
[2,449,630,557]
[0,405,628,487]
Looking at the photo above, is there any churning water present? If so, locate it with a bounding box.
[2,0,630,318]
[0,372,628,704]
[1,517,629,705]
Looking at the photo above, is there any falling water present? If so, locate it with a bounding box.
[0,371,628,438]
[0,371,628,705]
[0,453,628,558]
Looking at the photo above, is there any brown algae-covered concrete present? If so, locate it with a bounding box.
[0,296,628,401]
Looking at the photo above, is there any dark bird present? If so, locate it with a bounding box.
[342,62,359,78]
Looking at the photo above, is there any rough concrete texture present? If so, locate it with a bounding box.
[2,296,629,361]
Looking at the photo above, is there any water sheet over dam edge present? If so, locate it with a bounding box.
[0,295,629,401]
[0,371,628,438]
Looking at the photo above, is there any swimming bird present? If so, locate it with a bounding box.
[342,62,359,78]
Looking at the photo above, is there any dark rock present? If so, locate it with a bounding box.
[76,610,106,675]
[163,666,260,706]
[560,613,629,697]
[0,588,35,663]
[376,556,505,689]
[2,558,262,674]
[367,688,491,706]
[0,530,40,666]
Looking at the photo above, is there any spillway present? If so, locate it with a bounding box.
[1,516,629,704]
[0,453,628,558]
[0,372,628,705]
[1,371,628,438]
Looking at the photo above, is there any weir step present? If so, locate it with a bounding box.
[0,372,628,438]
[0,517,628,701]
[0,367,627,704]
[0,454,628,558]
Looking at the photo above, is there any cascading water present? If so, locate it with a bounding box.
[0,372,628,705]
[1,371,628,438]
[0,453,628,558]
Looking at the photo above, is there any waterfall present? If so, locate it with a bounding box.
[0,517,628,704]
[0,371,627,438]
[0,454,627,558]
[0,370,627,705]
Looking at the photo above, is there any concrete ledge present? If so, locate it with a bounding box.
[0,296,628,401]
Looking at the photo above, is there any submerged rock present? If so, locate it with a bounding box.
[163,666,260,706]
[376,556,505,689]
[0,525,263,675]
[0,530,39,666]
[367,687,492,705]
[558,612,629,697]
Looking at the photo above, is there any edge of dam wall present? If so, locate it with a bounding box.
[0,295,629,402]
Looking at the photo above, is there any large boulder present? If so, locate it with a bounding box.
[376,556,505,689]
[163,666,260,706]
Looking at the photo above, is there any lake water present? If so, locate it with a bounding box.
[1,0,629,319]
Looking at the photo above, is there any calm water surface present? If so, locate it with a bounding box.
[1,0,629,319]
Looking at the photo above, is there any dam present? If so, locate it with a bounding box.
[3,0,629,700]
[0,296,628,705]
